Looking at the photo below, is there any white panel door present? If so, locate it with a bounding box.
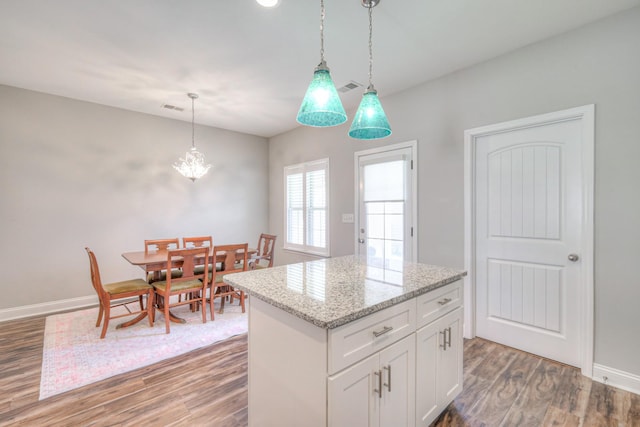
[475,118,584,367]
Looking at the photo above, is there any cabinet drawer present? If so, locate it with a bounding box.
[328,299,416,374]
[416,280,462,329]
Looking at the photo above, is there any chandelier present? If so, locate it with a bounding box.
[173,93,211,182]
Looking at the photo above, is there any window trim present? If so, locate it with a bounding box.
[283,158,330,257]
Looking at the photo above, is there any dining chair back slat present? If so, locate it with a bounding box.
[182,236,213,249]
[144,238,180,254]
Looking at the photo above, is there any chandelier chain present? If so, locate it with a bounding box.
[191,95,196,149]
[320,0,325,63]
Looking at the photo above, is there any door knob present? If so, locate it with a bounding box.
[568,254,580,262]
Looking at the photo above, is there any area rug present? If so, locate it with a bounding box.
[39,301,247,400]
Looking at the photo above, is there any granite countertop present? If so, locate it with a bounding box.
[224,255,467,329]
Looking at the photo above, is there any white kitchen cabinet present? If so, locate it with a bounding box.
[329,335,416,427]
[416,306,463,426]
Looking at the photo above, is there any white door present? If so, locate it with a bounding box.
[355,141,417,267]
[472,109,592,368]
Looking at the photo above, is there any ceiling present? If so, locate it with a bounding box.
[1,0,638,138]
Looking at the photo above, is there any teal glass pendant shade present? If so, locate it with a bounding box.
[348,86,392,140]
[297,61,347,127]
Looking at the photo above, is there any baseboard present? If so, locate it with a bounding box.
[593,363,640,395]
[0,296,98,322]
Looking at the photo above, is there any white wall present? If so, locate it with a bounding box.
[269,9,640,378]
[0,85,268,311]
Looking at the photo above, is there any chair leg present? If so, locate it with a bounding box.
[209,287,215,321]
[100,303,110,339]
[147,291,154,327]
[96,303,104,327]
[164,296,171,334]
[220,289,226,314]
[200,292,207,324]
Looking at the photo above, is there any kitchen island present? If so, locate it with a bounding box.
[224,255,466,427]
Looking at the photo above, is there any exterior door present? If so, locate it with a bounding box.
[355,141,417,267]
[471,107,593,368]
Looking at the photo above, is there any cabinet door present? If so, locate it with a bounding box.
[329,354,380,427]
[379,335,415,427]
[415,317,441,426]
[437,307,463,408]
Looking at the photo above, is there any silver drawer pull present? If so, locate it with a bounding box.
[438,297,452,305]
[372,325,393,337]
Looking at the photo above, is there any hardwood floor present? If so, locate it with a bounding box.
[1,313,638,426]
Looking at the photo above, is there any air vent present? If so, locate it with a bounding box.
[161,104,184,112]
[338,81,363,93]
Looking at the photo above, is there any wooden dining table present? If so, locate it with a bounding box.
[121,247,256,324]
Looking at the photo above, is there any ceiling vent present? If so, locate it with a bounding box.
[161,104,184,112]
[338,81,363,93]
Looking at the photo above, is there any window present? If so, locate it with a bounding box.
[284,158,330,256]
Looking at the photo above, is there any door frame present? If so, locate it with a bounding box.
[463,105,595,377]
[354,140,418,262]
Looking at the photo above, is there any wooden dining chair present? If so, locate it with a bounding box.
[144,238,182,283]
[182,236,213,274]
[151,247,209,334]
[85,247,155,339]
[208,243,248,320]
[248,233,277,270]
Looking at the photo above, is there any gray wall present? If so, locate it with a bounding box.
[0,85,268,309]
[269,8,640,376]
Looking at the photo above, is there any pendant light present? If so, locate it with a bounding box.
[296,0,347,127]
[173,93,211,182]
[349,0,391,140]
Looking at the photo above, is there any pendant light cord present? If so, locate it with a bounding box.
[320,0,325,63]
[368,4,373,87]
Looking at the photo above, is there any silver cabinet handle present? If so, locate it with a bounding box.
[568,254,579,262]
[373,370,382,398]
[438,297,452,305]
[383,365,391,392]
[440,330,447,350]
[446,326,452,349]
[373,325,393,337]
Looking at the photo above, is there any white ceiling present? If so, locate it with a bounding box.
[1,0,638,138]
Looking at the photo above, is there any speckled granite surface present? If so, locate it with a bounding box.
[224,255,466,329]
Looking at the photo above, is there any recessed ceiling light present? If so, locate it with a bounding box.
[256,0,279,7]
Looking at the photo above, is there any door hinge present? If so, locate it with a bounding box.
[411,227,414,237]
[410,160,414,170]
